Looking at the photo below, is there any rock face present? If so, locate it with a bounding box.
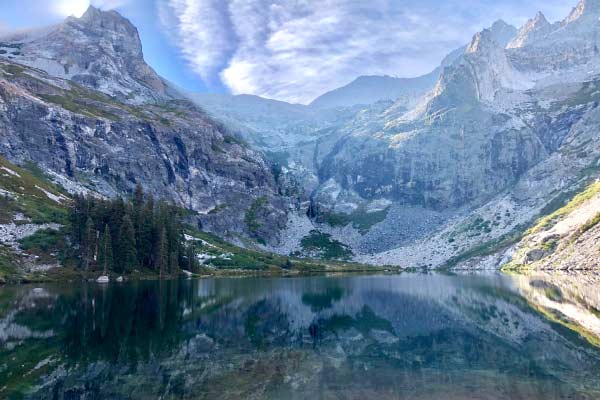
[0,7,169,102]
[0,7,287,244]
[189,0,600,267]
[508,182,600,270]
[3,1,600,266]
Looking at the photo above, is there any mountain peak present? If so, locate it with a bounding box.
[507,11,554,49]
[0,5,166,100]
[466,29,498,54]
[488,20,518,47]
[490,19,511,30]
[533,11,549,24]
[74,5,137,36]
[81,5,101,20]
[564,0,600,24]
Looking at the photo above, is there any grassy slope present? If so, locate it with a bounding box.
[503,181,600,271]
[0,157,70,282]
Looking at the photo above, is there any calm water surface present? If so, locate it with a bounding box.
[1,272,600,399]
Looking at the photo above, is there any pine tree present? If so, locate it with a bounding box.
[138,202,155,268]
[133,183,144,213]
[98,224,114,275]
[119,213,137,273]
[186,245,197,273]
[156,227,168,277]
[169,251,179,274]
[83,216,96,271]
[133,184,144,259]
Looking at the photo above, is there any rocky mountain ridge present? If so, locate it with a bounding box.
[192,0,600,268]
[0,7,288,245]
[2,1,600,269]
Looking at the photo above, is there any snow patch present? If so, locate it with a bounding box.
[1,166,20,177]
[35,185,66,203]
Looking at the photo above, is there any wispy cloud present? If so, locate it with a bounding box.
[158,0,574,104]
[158,0,236,88]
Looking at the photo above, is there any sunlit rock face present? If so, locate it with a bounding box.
[508,181,600,271]
[0,6,167,102]
[1,274,599,399]
[0,7,290,244]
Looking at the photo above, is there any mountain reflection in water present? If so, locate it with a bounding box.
[1,273,600,399]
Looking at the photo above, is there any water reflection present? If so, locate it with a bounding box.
[1,273,600,399]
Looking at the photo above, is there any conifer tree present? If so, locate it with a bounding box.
[83,216,96,271]
[156,227,168,277]
[98,224,113,275]
[138,202,155,268]
[119,213,137,273]
[186,245,197,273]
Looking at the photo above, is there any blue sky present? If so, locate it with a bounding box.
[0,0,577,103]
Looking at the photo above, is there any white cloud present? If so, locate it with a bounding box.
[53,0,131,18]
[158,0,236,87]
[158,0,575,104]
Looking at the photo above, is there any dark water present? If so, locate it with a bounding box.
[1,273,600,399]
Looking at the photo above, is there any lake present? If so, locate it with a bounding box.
[1,272,600,399]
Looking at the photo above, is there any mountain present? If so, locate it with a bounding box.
[181,4,600,269]
[0,6,287,245]
[309,20,516,110]
[251,1,600,267]
[0,7,172,102]
[309,74,438,110]
[2,1,600,270]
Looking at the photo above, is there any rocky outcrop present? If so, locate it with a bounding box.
[507,182,600,270]
[0,8,288,245]
[0,6,168,102]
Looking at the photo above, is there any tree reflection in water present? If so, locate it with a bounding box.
[1,273,600,399]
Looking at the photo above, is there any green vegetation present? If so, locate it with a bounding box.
[297,230,354,260]
[0,246,19,283]
[188,229,371,273]
[443,225,527,269]
[321,206,389,234]
[245,196,268,241]
[223,134,246,146]
[0,157,68,224]
[39,94,119,121]
[19,228,68,265]
[541,236,558,252]
[69,185,198,276]
[502,181,600,271]
[0,156,378,282]
[529,181,600,235]
[0,63,26,76]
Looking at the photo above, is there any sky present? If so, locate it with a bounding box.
[0,0,577,104]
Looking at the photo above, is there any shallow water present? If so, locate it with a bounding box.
[1,272,600,399]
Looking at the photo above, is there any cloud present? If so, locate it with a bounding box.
[158,0,236,87]
[158,0,575,104]
[53,0,131,18]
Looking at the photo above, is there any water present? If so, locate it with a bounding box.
[1,272,600,399]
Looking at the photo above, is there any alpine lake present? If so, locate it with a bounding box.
[1,272,600,399]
